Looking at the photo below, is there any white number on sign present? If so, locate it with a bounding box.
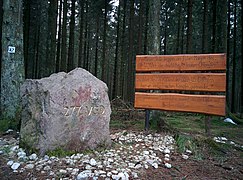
[8,46,16,54]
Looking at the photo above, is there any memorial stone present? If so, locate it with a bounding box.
[20,68,111,155]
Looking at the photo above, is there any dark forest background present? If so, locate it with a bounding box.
[0,0,243,120]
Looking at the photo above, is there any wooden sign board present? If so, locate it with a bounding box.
[134,54,226,116]
[136,54,226,72]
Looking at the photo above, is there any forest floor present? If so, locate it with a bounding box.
[0,98,243,179]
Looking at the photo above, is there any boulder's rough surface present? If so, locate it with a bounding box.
[20,68,111,155]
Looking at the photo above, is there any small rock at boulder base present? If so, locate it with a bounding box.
[20,68,111,155]
[11,162,21,170]
[165,163,172,169]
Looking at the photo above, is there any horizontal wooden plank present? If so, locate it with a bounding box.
[134,92,225,116]
[136,54,226,72]
[135,73,226,92]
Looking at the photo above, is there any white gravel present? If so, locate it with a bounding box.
[0,130,178,179]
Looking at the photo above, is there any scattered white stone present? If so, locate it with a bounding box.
[111,170,118,174]
[134,164,142,169]
[124,172,130,179]
[117,172,127,180]
[164,148,170,154]
[66,167,73,172]
[77,170,93,180]
[10,145,19,151]
[11,162,21,170]
[89,158,97,166]
[71,168,79,175]
[144,164,149,169]
[112,174,120,180]
[7,160,14,166]
[132,172,139,178]
[143,151,149,155]
[165,154,170,158]
[164,157,170,162]
[6,129,13,133]
[99,170,106,174]
[85,164,93,170]
[17,151,26,157]
[25,163,35,169]
[221,137,228,141]
[44,155,49,160]
[77,172,88,180]
[107,172,112,177]
[165,163,172,169]
[29,153,38,160]
[224,118,237,125]
[152,162,159,169]
[182,154,189,160]
[185,149,192,154]
[49,171,55,176]
[43,165,51,171]
[59,169,67,174]
[0,150,4,155]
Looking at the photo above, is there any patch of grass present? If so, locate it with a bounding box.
[166,113,243,140]
[110,119,144,130]
[0,119,10,132]
[0,145,11,154]
[110,119,127,129]
[175,132,241,162]
[175,134,196,153]
[0,118,20,132]
[46,148,75,157]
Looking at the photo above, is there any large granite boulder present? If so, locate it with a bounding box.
[20,68,111,155]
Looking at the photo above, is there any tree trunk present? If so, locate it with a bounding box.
[164,6,168,55]
[216,0,227,53]
[1,0,25,120]
[56,0,63,72]
[37,0,49,78]
[112,0,121,99]
[144,0,149,54]
[212,0,217,52]
[23,0,49,79]
[101,0,108,83]
[24,0,37,78]
[67,0,76,72]
[119,0,127,98]
[186,0,193,53]
[227,0,232,113]
[23,0,30,77]
[78,0,84,68]
[86,30,90,71]
[138,0,145,54]
[94,15,100,77]
[148,0,160,55]
[231,0,237,112]
[0,0,3,117]
[83,1,89,70]
[147,0,163,131]
[176,1,182,54]
[47,0,58,75]
[202,0,208,53]
[60,0,67,72]
[241,0,243,114]
[127,0,135,102]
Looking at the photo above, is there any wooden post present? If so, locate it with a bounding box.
[205,116,211,137]
[145,109,150,131]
